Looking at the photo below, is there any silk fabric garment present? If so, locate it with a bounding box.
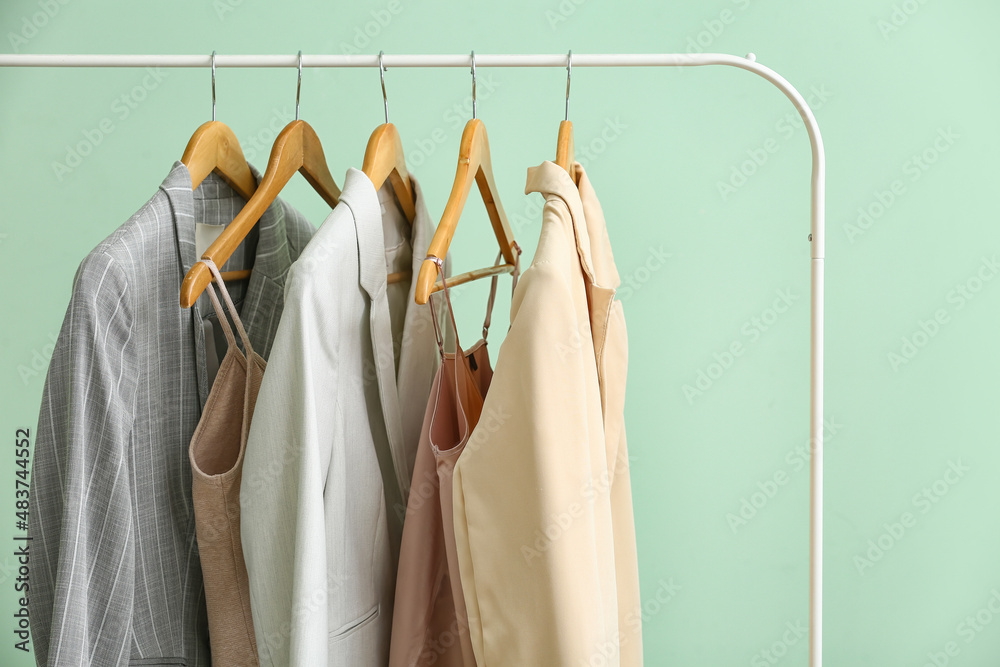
[452,161,642,666]
[390,262,515,667]
[189,259,266,667]
[240,169,444,667]
[28,163,314,667]
[390,342,490,667]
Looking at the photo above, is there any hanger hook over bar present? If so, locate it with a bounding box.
[565,50,572,122]
[470,50,477,120]
[295,50,303,121]
[210,51,216,122]
[378,51,388,124]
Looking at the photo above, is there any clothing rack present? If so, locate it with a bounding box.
[0,52,826,666]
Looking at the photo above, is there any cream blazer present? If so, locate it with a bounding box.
[452,161,642,665]
[240,169,443,667]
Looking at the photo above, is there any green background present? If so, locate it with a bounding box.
[1,0,997,664]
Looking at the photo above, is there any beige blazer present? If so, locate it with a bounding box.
[452,161,642,665]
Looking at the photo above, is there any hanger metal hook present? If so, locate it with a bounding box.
[565,50,572,122]
[211,50,217,122]
[295,50,303,121]
[378,51,388,124]
[470,50,477,120]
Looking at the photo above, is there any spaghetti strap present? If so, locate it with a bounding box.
[188,257,265,667]
[425,255,460,359]
[198,258,255,360]
[427,244,523,355]
[481,244,522,342]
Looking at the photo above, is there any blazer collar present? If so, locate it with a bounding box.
[161,160,294,405]
[162,160,291,280]
[574,162,621,290]
[402,176,433,322]
[338,167,440,507]
[525,160,621,390]
[525,160,594,284]
[339,168,409,512]
[524,160,621,290]
[338,167,390,302]
[393,174,440,500]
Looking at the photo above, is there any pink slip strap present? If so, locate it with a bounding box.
[426,244,522,358]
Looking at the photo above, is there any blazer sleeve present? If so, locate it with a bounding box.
[29,252,138,667]
[240,273,330,667]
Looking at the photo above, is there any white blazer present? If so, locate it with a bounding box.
[240,168,443,667]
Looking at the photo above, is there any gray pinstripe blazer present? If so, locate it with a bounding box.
[28,162,315,667]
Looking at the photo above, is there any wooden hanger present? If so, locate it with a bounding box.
[363,54,416,224]
[363,123,416,223]
[180,53,258,283]
[182,121,257,201]
[181,122,259,284]
[362,54,417,286]
[414,53,518,305]
[554,51,577,181]
[180,119,340,307]
[180,54,341,308]
[555,119,577,181]
[363,123,416,287]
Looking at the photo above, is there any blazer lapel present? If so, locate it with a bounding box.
[235,183,292,361]
[340,169,409,506]
[525,160,615,357]
[527,161,627,479]
[161,161,213,409]
[162,161,296,406]
[395,175,445,489]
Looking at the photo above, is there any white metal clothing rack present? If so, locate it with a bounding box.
[0,52,826,666]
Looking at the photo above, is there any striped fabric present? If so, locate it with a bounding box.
[28,162,315,667]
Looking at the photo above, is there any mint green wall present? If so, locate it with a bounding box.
[1,1,997,664]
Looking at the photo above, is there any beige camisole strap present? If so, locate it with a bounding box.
[188,258,265,667]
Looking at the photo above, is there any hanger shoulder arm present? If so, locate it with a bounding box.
[178,187,274,307]
[414,180,471,304]
[363,123,415,222]
[474,166,516,265]
[180,119,343,308]
[296,120,341,207]
[179,128,296,308]
[555,119,576,180]
[182,121,257,201]
[416,119,504,304]
[470,121,516,264]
